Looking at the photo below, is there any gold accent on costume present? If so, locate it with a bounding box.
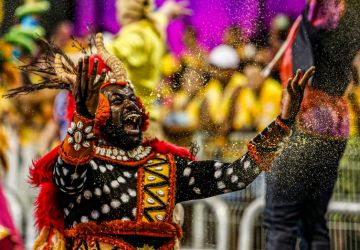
[141,154,174,223]
[0,226,10,241]
[33,227,66,250]
[54,54,76,85]
[137,244,156,250]
[95,33,128,83]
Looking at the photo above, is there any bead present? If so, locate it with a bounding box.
[156,215,164,221]
[147,176,156,181]
[86,133,95,139]
[99,166,106,173]
[100,148,106,156]
[91,210,99,219]
[84,126,92,133]
[155,166,163,171]
[70,122,76,130]
[147,198,155,204]
[101,204,110,214]
[83,190,92,199]
[82,141,91,148]
[77,121,84,129]
[74,143,81,151]
[156,190,165,196]
[112,148,118,156]
[67,128,74,135]
[111,180,119,188]
[110,199,121,208]
[74,131,83,143]
[68,137,74,144]
[106,164,114,171]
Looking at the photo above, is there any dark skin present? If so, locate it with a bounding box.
[74,56,315,150]
[74,56,143,150]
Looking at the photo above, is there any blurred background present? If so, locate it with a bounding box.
[0,0,360,249]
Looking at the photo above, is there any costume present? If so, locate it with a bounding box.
[7,33,296,250]
[232,77,282,132]
[107,0,168,120]
[264,0,360,249]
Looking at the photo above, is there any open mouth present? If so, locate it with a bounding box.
[123,112,141,135]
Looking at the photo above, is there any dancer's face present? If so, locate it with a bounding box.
[100,85,143,150]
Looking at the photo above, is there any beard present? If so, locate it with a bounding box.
[99,120,143,150]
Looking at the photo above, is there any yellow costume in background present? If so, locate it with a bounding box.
[107,16,167,120]
[232,78,282,132]
[200,72,247,126]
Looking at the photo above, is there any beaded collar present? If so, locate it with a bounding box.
[95,145,153,163]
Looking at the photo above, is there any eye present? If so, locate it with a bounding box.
[130,95,137,102]
[111,96,124,104]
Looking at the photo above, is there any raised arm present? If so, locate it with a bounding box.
[176,67,315,203]
[53,56,106,195]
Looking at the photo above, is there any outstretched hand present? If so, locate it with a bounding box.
[281,67,315,122]
[74,56,107,118]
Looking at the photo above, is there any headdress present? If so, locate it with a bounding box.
[4,33,149,131]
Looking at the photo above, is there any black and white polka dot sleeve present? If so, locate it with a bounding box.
[175,153,261,203]
[53,157,88,195]
[175,116,293,203]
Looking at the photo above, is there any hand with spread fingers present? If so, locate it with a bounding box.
[74,56,107,118]
[281,66,316,122]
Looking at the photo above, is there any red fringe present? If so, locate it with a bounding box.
[148,138,195,161]
[29,145,60,186]
[34,183,65,232]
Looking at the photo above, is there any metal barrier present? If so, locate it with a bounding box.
[182,197,230,250]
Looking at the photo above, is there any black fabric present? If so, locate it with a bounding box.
[175,153,261,203]
[295,3,360,96]
[264,131,347,250]
[56,158,138,228]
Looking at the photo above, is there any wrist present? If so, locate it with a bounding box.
[60,112,96,165]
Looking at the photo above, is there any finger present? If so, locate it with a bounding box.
[75,58,83,104]
[89,59,98,90]
[291,69,302,94]
[81,56,90,100]
[286,78,294,96]
[95,69,107,88]
[299,66,315,90]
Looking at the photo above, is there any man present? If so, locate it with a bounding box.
[264,0,360,249]
[7,33,314,249]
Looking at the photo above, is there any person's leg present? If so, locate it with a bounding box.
[300,138,347,250]
[264,133,311,250]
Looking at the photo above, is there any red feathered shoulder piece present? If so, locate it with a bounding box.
[29,145,65,231]
[147,138,196,161]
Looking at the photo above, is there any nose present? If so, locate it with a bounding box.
[123,98,140,113]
